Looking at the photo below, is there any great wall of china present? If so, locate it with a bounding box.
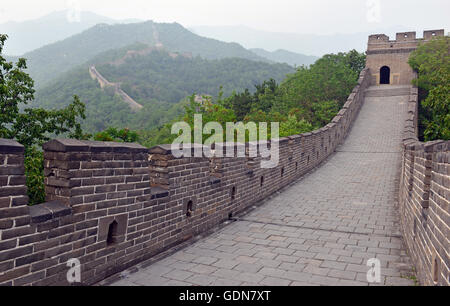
[0,30,448,286]
[89,66,143,111]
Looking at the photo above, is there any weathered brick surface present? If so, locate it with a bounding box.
[398,87,449,286]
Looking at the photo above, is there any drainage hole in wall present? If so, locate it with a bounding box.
[186,200,193,217]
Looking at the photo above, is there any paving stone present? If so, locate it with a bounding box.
[212,268,241,279]
[303,265,330,276]
[110,279,138,286]
[191,256,219,265]
[188,264,217,275]
[260,276,292,286]
[254,252,278,260]
[163,269,194,281]
[338,256,364,264]
[282,271,313,282]
[140,264,174,276]
[235,255,258,264]
[185,274,217,286]
[211,278,243,286]
[385,276,415,286]
[309,275,341,286]
[279,262,306,272]
[327,269,357,280]
[259,267,287,278]
[320,260,347,270]
[212,259,239,269]
[276,254,298,263]
[133,275,170,286]
[235,272,265,283]
[256,259,282,268]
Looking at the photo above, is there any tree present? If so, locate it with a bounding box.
[279,115,313,137]
[311,100,340,129]
[0,34,88,204]
[409,36,450,141]
[223,89,253,121]
[94,127,139,143]
[0,35,88,148]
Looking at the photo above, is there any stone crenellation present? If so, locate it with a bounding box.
[0,69,371,286]
[399,86,449,286]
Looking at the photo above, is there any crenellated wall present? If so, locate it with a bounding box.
[0,69,371,286]
[399,86,449,286]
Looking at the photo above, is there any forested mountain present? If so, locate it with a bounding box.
[33,45,294,134]
[13,21,268,88]
[96,46,293,103]
[140,50,367,147]
[0,10,137,56]
[250,48,318,67]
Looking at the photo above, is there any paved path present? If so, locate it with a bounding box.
[109,85,416,286]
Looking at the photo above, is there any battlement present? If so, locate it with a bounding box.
[399,86,450,286]
[367,29,445,51]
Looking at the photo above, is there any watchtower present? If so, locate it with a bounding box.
[366,29,445,85]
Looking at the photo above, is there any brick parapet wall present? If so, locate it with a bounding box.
[0,69,371,286]
[399,87,449,286]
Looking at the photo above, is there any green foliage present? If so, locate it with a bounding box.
[34,48,292,136]
[274,50,363,118]
[311,100,340,128]
[409,36,450,141]
[279,115,313,137]
[94,127,139,143]
[183,93,237,143]
[19,21,270,88]
[97,49,293,105]
[24,147,45,205]
[145,50,365,145]
[0,34,88,205]
[0,36,88,148]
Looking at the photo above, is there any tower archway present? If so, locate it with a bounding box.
[380,66,391,84]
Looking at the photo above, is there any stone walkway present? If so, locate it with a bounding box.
[109,85,416,286]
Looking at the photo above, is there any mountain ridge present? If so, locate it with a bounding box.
[15,20,270,88]
[190,25,413,56]
[250,48,318,67]
[0,10,142,56]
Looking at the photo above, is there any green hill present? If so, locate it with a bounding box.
[16,21,269,88]
[33,45,294,134]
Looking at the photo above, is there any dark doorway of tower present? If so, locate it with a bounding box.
[380,66,390,84]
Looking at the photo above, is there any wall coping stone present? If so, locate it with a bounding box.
[0,139,24,154]
[43,139,147,153]
[29,201,72,223]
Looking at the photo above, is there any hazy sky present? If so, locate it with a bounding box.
[0,0,448,35]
